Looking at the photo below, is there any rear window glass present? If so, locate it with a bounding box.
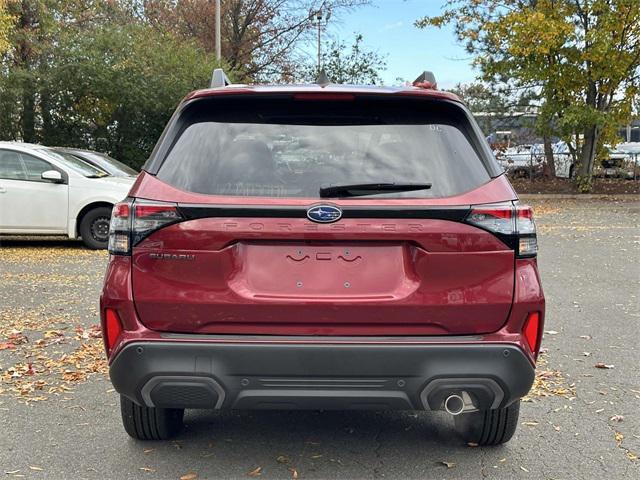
[156,97,491,198]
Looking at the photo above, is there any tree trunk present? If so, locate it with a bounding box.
[543,135,556,178]
[21,81,36,143]
[41,88,53,145]
[578,124,599,192]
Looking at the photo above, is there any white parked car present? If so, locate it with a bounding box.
[0,142,135,249]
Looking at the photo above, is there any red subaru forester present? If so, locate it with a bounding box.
[100,72,544,445]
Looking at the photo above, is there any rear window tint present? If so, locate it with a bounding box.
[156,97,491,198]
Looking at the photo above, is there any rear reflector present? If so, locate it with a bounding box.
[523,312,541,355]
[104,308,123,355]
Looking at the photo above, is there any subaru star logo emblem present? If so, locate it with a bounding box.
[307,205,342,223]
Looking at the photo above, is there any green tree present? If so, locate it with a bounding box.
[298,33,386,84]
[0,1,224,168]
[417,0,640,191]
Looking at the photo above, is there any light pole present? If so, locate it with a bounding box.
[310,8,331,73]
[215,0,221,62]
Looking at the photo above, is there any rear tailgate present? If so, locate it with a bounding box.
[131,200,515,335]
[129,92,517,336]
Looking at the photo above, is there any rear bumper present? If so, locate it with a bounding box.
[109,339,535,411]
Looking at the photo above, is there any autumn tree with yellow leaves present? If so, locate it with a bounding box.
[418,0,640,191]
[0,0,14,54]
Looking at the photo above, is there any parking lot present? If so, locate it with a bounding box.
[1,197,638,479]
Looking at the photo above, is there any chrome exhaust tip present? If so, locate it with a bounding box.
[444,394,465,415]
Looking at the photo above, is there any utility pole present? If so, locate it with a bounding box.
[310,8,331,73]
[215,0,221,62]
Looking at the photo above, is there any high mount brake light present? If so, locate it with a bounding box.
[465,204,537,258]
[107,200,183,255]
[293,93,355,101]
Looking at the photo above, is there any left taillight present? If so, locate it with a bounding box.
[108,201,132,255]
[465,204,537,258]
[108,199,182,255]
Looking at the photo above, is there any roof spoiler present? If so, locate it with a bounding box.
[413,71,437,89]
[210,68,232,88]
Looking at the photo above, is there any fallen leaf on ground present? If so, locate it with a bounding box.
[310,454,323,459]
[467,442,478,447]
[520,466,529,472]
[579,335,592,340]
[28,466,43,471]
[545,330,559,335]
[439,461,456,468]
[289,468,299,479]
[247,467,262,477]
[615,431,624,446]
[610,415,624,422]
[139,467,156,473]
[522,421,539,427]
[595,363,615,369]
[276,455,291,464]
[180,473,198,480]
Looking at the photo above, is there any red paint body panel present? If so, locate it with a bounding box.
[99,89,544,364]
[124,174,522,336]
[100,256,544,365]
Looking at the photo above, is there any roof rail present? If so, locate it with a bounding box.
[210,68,231,88]
[413,71,437,90]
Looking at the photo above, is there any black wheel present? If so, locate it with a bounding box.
[120,395,184,440]
[79,206,112,249]
[454,400,520,446]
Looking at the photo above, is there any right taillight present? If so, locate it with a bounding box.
[465,204,537,258]
[108,199,182,255]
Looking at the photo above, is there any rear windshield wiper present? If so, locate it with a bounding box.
[319,182,432,198]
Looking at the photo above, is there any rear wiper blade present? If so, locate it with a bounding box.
[319,182,432,198]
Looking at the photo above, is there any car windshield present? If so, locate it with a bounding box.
[156,97,491,199]
[43,149,109,177]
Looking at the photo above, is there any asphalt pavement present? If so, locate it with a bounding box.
[1,197,638,479]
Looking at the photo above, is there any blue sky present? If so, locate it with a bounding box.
[329,0,478,88]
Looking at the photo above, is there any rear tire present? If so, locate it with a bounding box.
[79,206,112,250]
[120,395,184,440]
[454,400,520,446]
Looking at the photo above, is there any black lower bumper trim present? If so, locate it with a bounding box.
[109,341,535,411]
